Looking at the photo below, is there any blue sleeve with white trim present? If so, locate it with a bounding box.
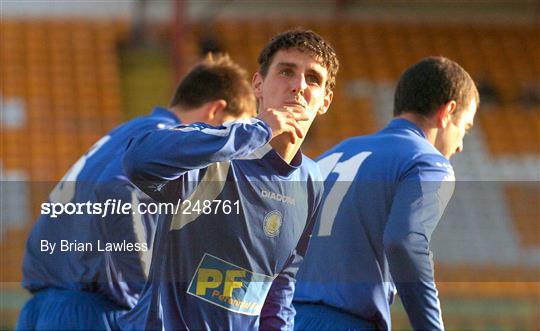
[383,154,454,330]
[123,119,272,200]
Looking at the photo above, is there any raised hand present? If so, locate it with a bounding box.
[256,106,311,143]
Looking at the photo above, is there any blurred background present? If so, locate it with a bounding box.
[1,1,539,330]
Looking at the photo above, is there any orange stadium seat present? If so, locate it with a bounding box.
[505,183,540,248]
[0,20,124,293]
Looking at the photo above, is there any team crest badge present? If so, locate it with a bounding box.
[263,210,282,238]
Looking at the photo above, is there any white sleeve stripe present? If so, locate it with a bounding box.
[238,143,272,160]
[171,125,232,137]
[170,161,230,231]
[171,118,263,137]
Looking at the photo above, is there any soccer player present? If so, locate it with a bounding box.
[17,54,257,330]
[293,57,479,330]
[116,30,339,330]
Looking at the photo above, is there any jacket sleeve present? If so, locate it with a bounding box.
[383,154,455,331]
[123,118,272,201]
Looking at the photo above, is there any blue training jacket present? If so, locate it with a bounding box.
[22,107,180,309]
[117,118,323,330]
[294,119,455,330]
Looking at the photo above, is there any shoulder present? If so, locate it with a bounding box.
[107,114,177,140]
[381,132,454,180]
[300,154,323,182]
[405,151,454,183]
[300,154,325,198]
[130,114,178,131]
[317,136,365,158]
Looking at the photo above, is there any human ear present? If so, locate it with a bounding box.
[252,72,264,99]
[208,99,227,120]
[438,100,457,128]
[318,90,334,115]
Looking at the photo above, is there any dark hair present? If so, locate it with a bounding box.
[393,56,479,119]
[170,53,255,117]
[257,29,339,93]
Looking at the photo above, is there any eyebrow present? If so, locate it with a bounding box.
[275,62,297,71]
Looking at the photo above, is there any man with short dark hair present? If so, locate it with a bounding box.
[294,56,479,330]
[117,29,339,330]
[17,54,258,331]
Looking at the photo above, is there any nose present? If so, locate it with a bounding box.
[291,75,307,95]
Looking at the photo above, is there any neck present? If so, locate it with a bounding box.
[170,106,203,125]
[397,113,437,145]
[169,107,190,124]
[269,134,303,163]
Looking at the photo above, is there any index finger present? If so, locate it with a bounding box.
[283,106,310,121]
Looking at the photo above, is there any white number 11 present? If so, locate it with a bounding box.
[316,151,371,236]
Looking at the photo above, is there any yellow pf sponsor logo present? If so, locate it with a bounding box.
[263,210,282,238]
[187,253,274,315]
